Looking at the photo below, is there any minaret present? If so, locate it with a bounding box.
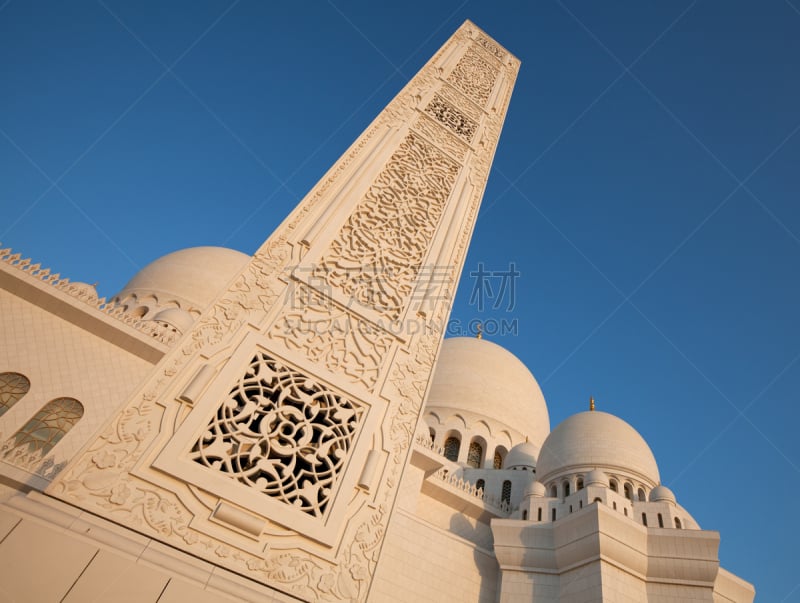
[50,20,519,602]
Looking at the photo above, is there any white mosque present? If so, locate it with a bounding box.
[0,20,753,603]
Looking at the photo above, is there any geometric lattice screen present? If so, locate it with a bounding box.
[190,352,367,518]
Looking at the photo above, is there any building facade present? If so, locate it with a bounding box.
[0,21,753,602]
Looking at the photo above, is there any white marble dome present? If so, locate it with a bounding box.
[536,411,660,487]
[150,308,194,333]
[584,469,609,487]
[505,441,539,470]
[425,337,550,448]
[114,246,250,315]
[524,481,546,498]
[649,485,676,504]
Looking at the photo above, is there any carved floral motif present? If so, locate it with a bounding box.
[447,47,498,107]
[411,113,470,162]
[312,133,460,320]
[423,95,478,143]
[475,35,505,60]
[269,283,394,391]
[191,352,367,518]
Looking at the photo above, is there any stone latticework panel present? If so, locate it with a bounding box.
[424,95,478,143]
[0,372,29,417]
[190,351,366,518]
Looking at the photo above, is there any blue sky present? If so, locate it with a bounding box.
[2,2,799,599]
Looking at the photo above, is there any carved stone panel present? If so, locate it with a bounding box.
[411,113,470,162]
[310,133,460,321]
[189,351,366,518]
[268,283,394,392]
[152,333,386,546]
[476,34,506,60]
[447,46,499,107]
[423,95,478,143]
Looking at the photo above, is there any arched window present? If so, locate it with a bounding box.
[563,481,570,497]
[674,517,682,529]
[641,513,648,526]
[443,436,460,461]
[501,480,512,504]
[550,485,558,498]
[576,477,584,490]
[551,508,556,521]
[613,502,617,510]
[537,507,542,521]
[0,372,30,417]
[593,497,602,503]
[609,479,618,492]
[127,305,149,320]
[624,483,633,500]
[637,487,646,502]
[475,479,485,492]
[624,507,628,516]
[657,513,664,528]
[9,397,83,457]
[522,510,528,520]
[467,441,483,468]
[579,500,583,509]
[493,447,506,469]
[569,505,573,513]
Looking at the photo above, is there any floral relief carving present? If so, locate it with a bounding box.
[388,334,439,461]
[190,352,367,518]
[435,84,483,122]
[269,283,394,391]
[312,133,460,320]
[447,47,499,107]
[240,504,386,602]
[475,35,505,60]
[424,95,478,143]
[411,113,470,162]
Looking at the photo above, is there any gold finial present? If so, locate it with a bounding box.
[476,322,483,339]
[589,396,595,411]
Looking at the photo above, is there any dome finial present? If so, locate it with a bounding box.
[589,396,595,411]
[476,322,483,339]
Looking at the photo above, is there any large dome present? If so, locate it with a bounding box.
[536,411,660,486]
[425,337,550,448]
[115,246,250,314]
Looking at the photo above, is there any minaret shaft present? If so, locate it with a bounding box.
[49,20,519,602]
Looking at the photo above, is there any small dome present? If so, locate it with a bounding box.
[425,337,550,447]
[584,469,609,487]
[537,411,660,486]
[524,481,546,498]
[151,308,194,333]
[115,247,250,313]
[649,485,676,504]
[505,441,539,470]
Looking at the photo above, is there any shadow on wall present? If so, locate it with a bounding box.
[449,513,497,602]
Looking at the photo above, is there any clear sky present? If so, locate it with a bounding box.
[2,2,798,599]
